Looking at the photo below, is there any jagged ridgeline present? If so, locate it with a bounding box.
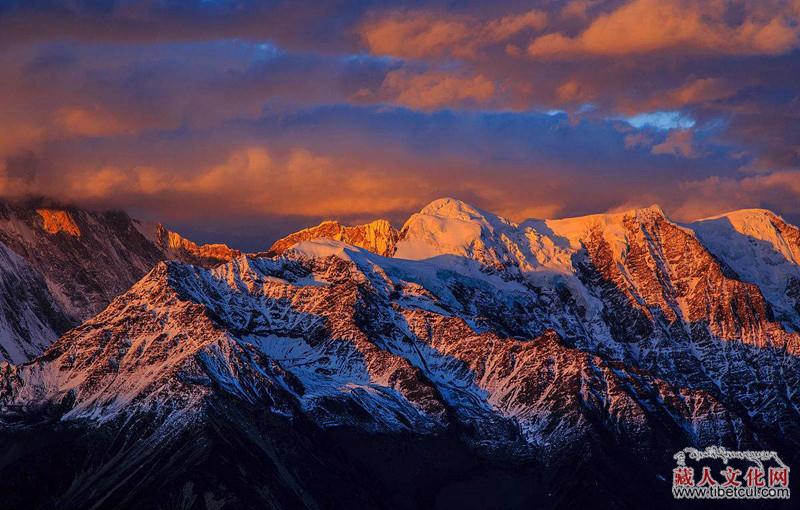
[0,198,797,509]
[0,200,241,362]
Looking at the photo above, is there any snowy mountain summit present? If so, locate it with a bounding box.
[0,198,799,509]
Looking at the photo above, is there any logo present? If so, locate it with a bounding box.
[672,446,790,500]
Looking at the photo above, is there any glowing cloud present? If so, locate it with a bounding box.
[378,69,496,110]
[528,0,800,58]
[360,9,548,59]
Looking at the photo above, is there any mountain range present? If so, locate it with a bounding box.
[0,197,797,509]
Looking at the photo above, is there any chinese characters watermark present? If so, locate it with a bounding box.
[672,446,790,500]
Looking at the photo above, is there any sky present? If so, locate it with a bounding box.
[1,0,800,250]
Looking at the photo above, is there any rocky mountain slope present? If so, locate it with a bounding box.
[0,242,72,363]
[0,199,239,362]
[691,208,800,331]
[0,198,799,508]
[0,202,164,322]
[1,198,799,508]
[266,219,399,257]
[137,221,242,266]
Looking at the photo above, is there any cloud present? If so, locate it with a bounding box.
[623,132,654,150]
[651,129,698,158]
[0,1,364,52]
[359,9,547,59]
[625,111,695,130]
[661,78,739,107]
[2,140,432,224]
[53,107,132,137]
[2,102,795,249]
[528,0,800,58]
[0,1,799,248]
[0,42,394,161]
[672,170,800,220]
[376,69,496,110]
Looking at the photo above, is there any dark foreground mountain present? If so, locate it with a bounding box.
[0,198,798,508]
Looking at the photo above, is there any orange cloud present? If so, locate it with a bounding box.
[180,148,273,195]
[556,79,594,103]
[663,78,738,107]
[561,1,599,20]
[362,14,472,59]
[16,146,433,219]
[0,124,45,156]
[360,9,547,59]
[68,166,128,199]
[671,170,800,220]
[379,69,495,110]
[202,148,435,217]
[53,107,131,137]
[484,10,549,41]
[651,130,698,158]
[528,0,800,58]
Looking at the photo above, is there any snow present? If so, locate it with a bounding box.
[395,198,515,262]
[250,334,370,396]
[540,204,666,263]
[395,199,671,276]
[0,241,64,363]
[2,197,800,455]
[290,239,361,262]
[690,209,800,329]
[391,200,680,347]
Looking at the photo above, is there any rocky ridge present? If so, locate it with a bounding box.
[1,198,799,508]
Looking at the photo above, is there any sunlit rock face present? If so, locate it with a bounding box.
[0,201,165,324]
[139,222,241,267]
[35,209,81,236]
[0,200,240,362]
[266,219,399,257]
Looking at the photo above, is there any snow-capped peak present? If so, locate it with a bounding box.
[414,197,502,223]
[394,198,518,263]
[633,203,665,219]
[689,208,800,329]
[696,207,777,222]
[3,199,800,509]
[691,208,795,260]
[394,199,672,268]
